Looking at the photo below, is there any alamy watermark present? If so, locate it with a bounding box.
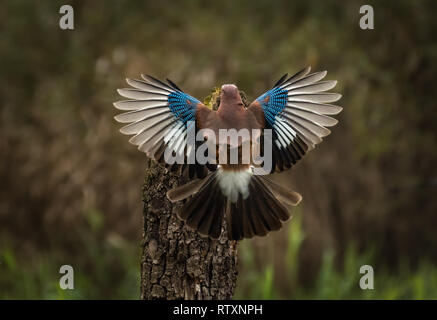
[359,265,374,290]
[359,5,374,30]
[163,121,273,174]
[59,5,74,30]
[59,265,74,290]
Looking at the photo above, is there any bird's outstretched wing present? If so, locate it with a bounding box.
[247,67,342,173]
[114,75,216,178]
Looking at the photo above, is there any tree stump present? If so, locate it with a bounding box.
[140,160,238,300]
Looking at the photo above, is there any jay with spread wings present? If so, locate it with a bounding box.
[114,67,342,241]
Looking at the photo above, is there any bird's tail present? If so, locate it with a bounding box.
[166,170,302,240]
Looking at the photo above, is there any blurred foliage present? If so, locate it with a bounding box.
[235,212,437,299]
[2,211,436,299]
[0,0,436,299]
[0,209,140,299]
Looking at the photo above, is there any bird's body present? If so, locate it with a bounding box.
[114,67,342,240]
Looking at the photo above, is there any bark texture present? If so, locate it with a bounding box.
[140,160,238,300]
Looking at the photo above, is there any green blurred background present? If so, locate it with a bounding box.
[1,0,437,299]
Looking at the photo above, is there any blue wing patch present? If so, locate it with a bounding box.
[256,87,288,126]
[168,91,201,125]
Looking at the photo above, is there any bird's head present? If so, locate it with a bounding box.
[220,84,244,107]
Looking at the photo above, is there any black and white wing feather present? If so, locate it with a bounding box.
[248,67,342,173]
[114,75,215,178]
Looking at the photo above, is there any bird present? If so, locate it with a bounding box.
[114,67,342,241]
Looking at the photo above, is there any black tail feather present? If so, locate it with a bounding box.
[178,173,224,239]
[170,171,295,241]
[224,175,291,240]
[253,175,290,221]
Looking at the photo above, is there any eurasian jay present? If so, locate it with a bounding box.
[114,67,342,240]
